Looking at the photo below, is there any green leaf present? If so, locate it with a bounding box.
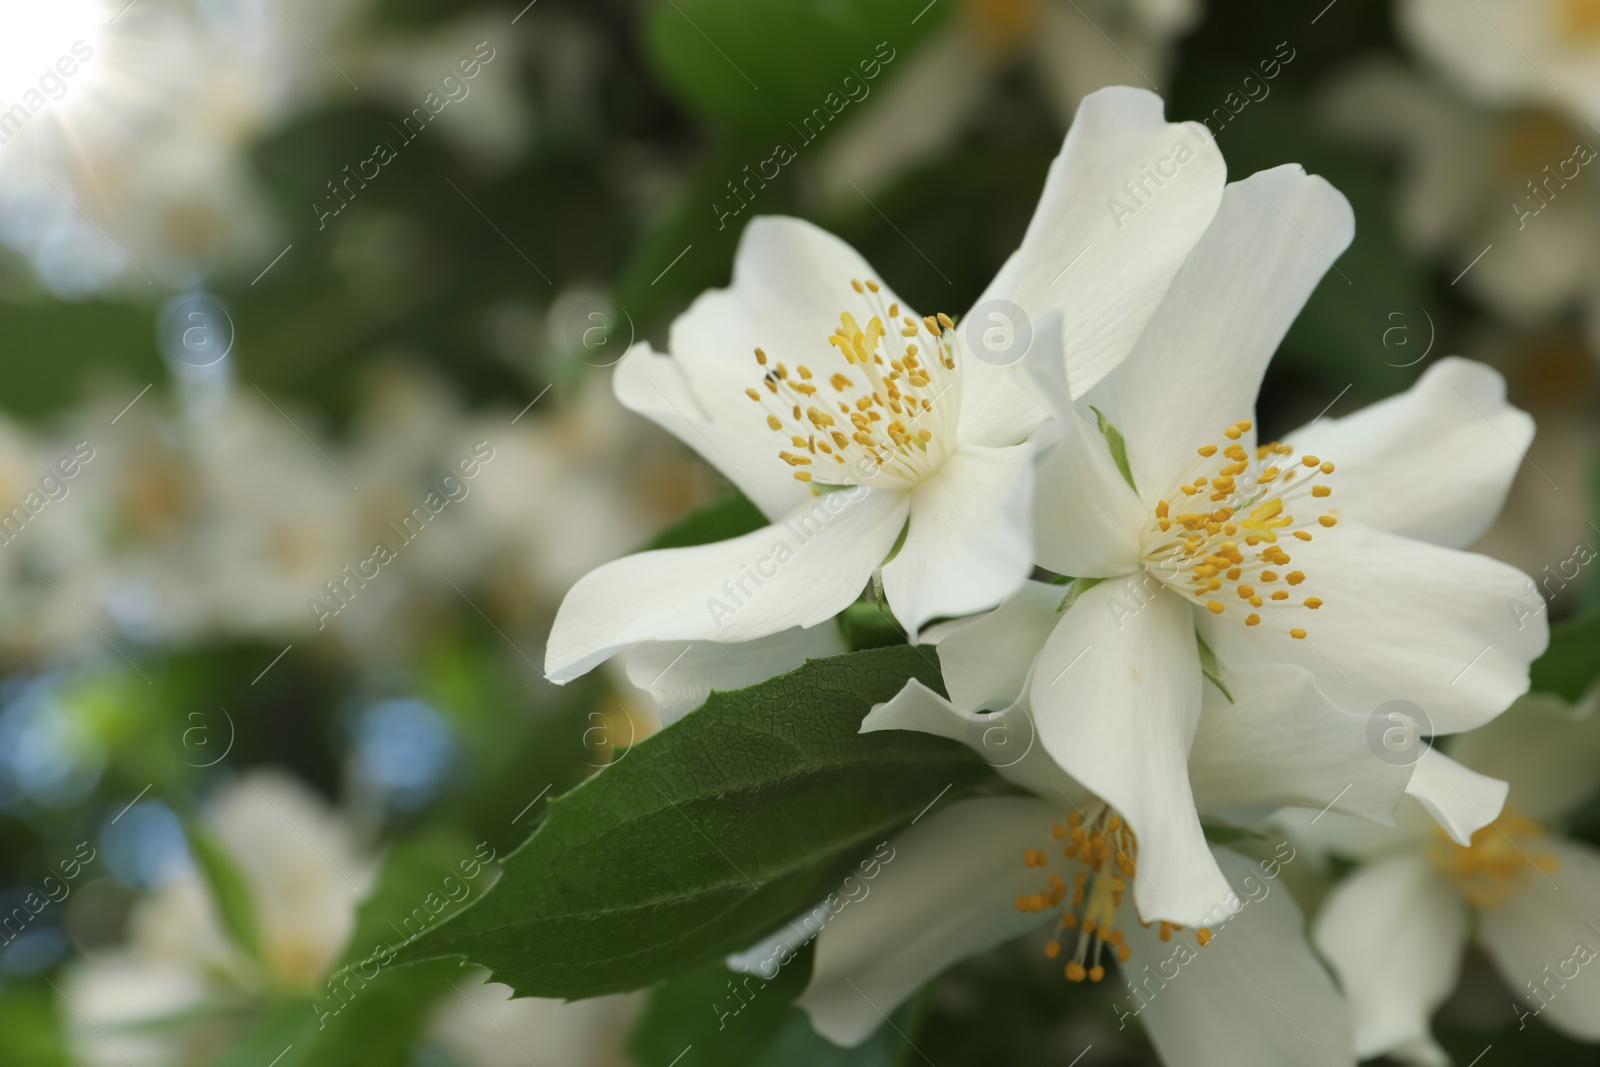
[1529,611,1600,703]
[299,961,461,1067]
[1055,576,1104,614]
[643,491,768,552]
[1194,630,1233,704]
[330,828,496,974]
[629,947,815,1067]
[1088,406,1135,491]
[644,0,944,138]
[399,647,997,999]
[0,986,68,1067]
[182,820,265,965]
[837,599,908,651]
[1200,824,1264,846]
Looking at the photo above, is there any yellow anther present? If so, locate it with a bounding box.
[1293,531,1313,541]
[1320,461,1334,474]
[851,279,865,293]
[1319,515,1337,528]
[1245,613,1260,626]
[937,312,955,328]
[1301,455,1320,467]
[1289,628,1307,639]
[755,347,768,364]
[1304,597,1323,609]
[766,415,782,431]
[1197,444,1218,457]
[794,471,812,482]
[1286,572,1305,585]
[1207,600,1224,614]
[1312,485,1331,498]
[1271,591,1288,601]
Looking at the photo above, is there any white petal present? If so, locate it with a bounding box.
[1126,848,1355,1067]
[668,216,911,454]
[1406,748,1508,846]
[798,797,1059,1046]
[952,311,1054,452]
[1287,358,1534,549]
[880,443,1034,637]
[935,580,1064,712]
[1273,806,1434,865]
[979,86,1225,397]
[1199,520,1546,733]
[862,678,1092,806]
[624,626,846,727]
[1029,582,1231,925]
[1024,356,1152,575]
[1093,165,1355,498]
[545,489,908,682]
[613,343,806,519]
[1312,853,1467,1067]
[1479,838,1600,1041]
[1189,664,1411,824]
[1021,316,1147,578]
[1446,687,1600,823]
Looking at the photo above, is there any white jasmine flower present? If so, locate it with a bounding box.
[63,770,377,1066]
[791,795,1355,1067]
[1003,160,1546,924]
[817,0,1200,202]
[1401,0,1600,125]
[546,86,1230,682]
[1307,688,1600,1064]
[863,575,1421,932]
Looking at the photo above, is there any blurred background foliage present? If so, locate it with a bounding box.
[0,0,1597,1063]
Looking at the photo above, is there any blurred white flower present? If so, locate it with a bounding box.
[63,769,377,1066]
[816,0,1199,201]
[1401,0,1600,125]
[427,973,641,1067]
[1323,62,1600,351]
[1305,688,1600,1064]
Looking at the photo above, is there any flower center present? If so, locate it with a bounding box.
[1016,807,1210,982]
[746,279,960,491]
[1558,0,1600,39]
[1498,110,1580,187]
[1427,804,1560,908]
[965,0,1039,56]
[1141,421,1335,640]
